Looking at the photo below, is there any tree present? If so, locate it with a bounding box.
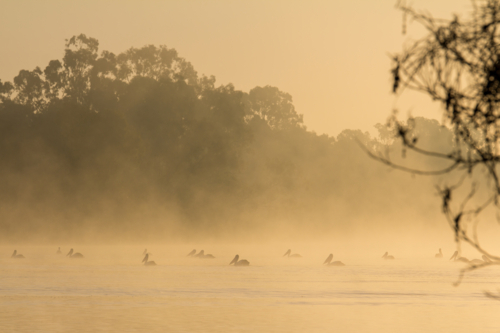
[4,34,431,241]
[246,86,304,130]
[366,0,500,296]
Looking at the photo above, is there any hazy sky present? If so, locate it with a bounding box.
[0,0,471,136]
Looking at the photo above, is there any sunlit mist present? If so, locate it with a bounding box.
[1,0,499,332]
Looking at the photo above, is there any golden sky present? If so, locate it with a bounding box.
[0,0,471,136]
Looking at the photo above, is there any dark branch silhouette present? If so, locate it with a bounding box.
[365,0,500,298]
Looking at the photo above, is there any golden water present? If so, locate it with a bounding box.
[1,245,499,332]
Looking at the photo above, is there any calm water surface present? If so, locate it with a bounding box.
[1,246,499,332]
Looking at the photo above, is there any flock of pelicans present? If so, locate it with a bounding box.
[11,247,83,259]
[9,247,496,266]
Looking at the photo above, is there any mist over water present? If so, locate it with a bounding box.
[2,243,500,332]
[2,18,500,330]
[0,34,463,245]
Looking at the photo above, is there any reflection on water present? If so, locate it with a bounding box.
[1,245,499,332]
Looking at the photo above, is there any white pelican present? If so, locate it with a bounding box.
[187,249,196,257]
[449,251,468,263]
[11,250,25,259]
[56,247,62,254]
[382,252,395,260]
[67,248,84,258]
[230,254,249,266]
[283,249,302,258]
[435,248,443,258]
[323,253,345,266]
[142,253,156,266]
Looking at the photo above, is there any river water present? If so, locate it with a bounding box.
[1,245,499,332]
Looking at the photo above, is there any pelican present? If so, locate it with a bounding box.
[142,253,156,266]
[195,250,215,259]
[56,247,62,254]
[323,253,345,266]
[187,249,196,257]
[449,251,468,263]
[11,250,25,259]
[66,248,84,258]
[382,252,395,260]
[283,249,302,258]
[229,254,250,266]
[469,258,484,265]
[435,248,443,258]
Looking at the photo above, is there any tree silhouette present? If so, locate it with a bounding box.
[367,0,500,296]
[0,33,459,242]
[0,34,349,238]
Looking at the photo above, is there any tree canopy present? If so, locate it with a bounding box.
[0,34,450,241]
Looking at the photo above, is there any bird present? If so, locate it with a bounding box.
[11,250,25,259]
[66,248,84,258]
[469,258,484,265]
[229,254,250,266]
[142,253,156,266]
[187,249,196,257]
[195,250,215,259]
[382,252,395,260]
[56,247,62,254]
[283,249,302,258]
[450,251,491,265]
[323,253,345,266]
[449,251,468,263]
[435,248,443,258]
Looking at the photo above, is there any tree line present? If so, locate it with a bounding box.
[0,35,450,241]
